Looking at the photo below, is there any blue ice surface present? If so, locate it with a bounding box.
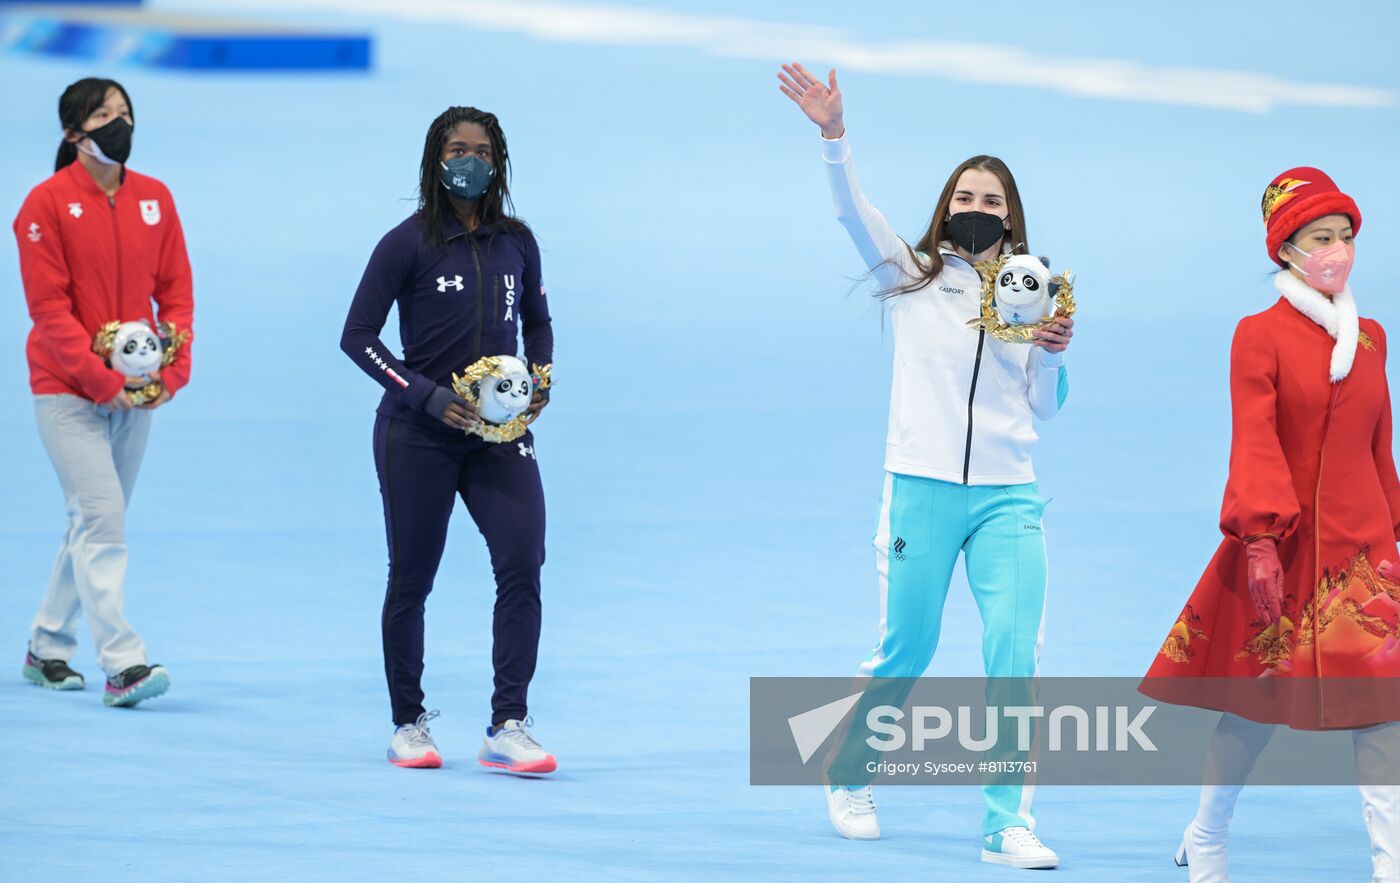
[1,1,1398,879]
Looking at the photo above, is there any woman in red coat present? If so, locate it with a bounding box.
[12,78,193,708]
[1141,170,1400,881]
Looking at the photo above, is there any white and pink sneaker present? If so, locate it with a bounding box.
[388,710,442,769]
[478,718,557,774]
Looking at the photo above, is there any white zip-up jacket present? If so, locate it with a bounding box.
[822,134,1067,485]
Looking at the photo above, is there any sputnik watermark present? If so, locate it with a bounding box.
[751,677,1400,785]
[789,699,1155,762]
[862,704,1157,753]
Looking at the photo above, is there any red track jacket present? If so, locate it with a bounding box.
[13,161,193,404]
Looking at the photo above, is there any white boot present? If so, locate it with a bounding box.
[1359,785,1400,883]
[1355,722,1400,882]
[1174,784,1242,882]
[1175,714,1276,880]
[825,786,879,840]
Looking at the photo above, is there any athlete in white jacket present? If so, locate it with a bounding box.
[780,63,1074,870]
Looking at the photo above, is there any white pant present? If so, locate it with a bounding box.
[29,394,152,677]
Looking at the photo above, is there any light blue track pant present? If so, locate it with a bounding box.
[841,473,1050,836]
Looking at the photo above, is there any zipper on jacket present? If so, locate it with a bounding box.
[108,196,122,315]
[492,275,499,333]
[468,235,484,359]
[1312,382,1342,722]
[962,328,987,485]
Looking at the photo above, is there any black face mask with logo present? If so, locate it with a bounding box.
[946,210,1006,256]
[79,117,133,165]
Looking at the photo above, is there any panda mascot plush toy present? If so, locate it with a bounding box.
[472,355,534,425]
[108,320,164,378]
[994,255,1054,327]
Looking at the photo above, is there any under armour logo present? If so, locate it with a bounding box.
[892,537,907,561]
[518,443,535,459]
[437,275,464,293]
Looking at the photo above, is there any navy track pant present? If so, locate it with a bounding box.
[373,414,545,727]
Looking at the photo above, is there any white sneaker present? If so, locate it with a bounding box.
[387,710,442,769]
[825,786,880,840]
[982,826,1059,869]
[478,718,557,774]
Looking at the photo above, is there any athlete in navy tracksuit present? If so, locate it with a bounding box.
[341,107,557,772]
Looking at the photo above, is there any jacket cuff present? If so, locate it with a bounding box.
[820,133,850,164]
[1036,349,1065,369]
[87,370,127,405]
[405,376,435,411]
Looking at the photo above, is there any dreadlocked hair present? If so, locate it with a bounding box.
[417,106,527,247]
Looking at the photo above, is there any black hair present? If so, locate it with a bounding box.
[417,106,526,247]
[55,78,132,172]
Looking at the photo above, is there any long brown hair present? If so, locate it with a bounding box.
[882,155,1029,297]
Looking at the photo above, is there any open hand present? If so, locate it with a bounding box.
[778,63,844,140]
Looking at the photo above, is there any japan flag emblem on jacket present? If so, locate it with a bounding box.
[139,199,161,226]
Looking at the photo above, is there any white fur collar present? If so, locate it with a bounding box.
[1274,270,1358,383]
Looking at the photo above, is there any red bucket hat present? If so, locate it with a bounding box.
[1262,167,1361,267]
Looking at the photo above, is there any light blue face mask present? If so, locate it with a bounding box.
[440,155,495,200]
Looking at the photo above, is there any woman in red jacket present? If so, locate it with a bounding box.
[11,78,193,708]
[1141,170,1400,881]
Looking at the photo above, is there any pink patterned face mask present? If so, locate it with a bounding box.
[1287,239,1354,294]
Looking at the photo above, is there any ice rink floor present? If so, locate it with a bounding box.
[2,1,1398,879]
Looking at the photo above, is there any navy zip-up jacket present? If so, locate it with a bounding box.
[341,212,553,433]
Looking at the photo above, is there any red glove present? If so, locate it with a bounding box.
[1244,539,1284,622]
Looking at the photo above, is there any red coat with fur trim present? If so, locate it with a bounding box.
[1143,296,1400,728]
[13,161,193,404]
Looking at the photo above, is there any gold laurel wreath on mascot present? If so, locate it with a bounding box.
[966,254,1077,344]
[92,321,191,405]
[451,356,553,443]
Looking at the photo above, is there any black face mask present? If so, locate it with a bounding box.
[80,117,133,165]
[946,210,1006,256]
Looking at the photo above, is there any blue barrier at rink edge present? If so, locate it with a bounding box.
[0,2,370,70]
